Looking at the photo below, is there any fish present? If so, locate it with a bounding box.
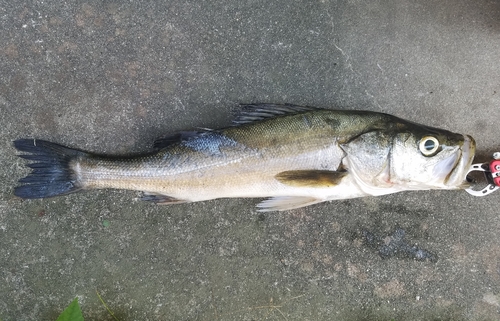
[13,104,476,211]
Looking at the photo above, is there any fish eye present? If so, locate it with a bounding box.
[419,136,440,156]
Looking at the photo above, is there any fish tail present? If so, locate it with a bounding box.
[13,139,87,199]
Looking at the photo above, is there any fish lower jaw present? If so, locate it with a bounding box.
[440,139,475,189]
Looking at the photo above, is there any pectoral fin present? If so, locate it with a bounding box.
[275,170,348,188]
[256,196,324,212]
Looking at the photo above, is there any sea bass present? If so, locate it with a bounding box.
[14,104,476,211]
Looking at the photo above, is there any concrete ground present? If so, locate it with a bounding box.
[1,0,500,320]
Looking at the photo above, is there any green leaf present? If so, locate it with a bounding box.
[56,298,84,321]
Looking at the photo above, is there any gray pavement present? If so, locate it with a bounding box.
[1,0,500,320]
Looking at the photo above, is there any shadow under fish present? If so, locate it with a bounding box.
[362,228,437,262]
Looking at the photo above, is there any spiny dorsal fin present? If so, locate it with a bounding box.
[275,170,348,188]
[256,196,323,212]
[233,104,321,125]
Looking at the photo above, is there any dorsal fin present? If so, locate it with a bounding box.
[153,130,214,149]
[232,104,321,125]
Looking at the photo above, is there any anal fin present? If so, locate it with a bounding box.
[140,192,187,205]
[275,170,347,188]
[256,196,323,212]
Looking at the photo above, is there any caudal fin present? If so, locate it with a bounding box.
[14,139,86,199]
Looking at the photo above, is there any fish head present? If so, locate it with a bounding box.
[342,123,476,193]
[389,127,475,190]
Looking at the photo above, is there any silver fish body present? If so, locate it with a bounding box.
[14,104,476,211]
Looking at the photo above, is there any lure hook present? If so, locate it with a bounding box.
[465,152,500,196]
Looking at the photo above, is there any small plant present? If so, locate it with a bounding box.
[55,298,83,321]
[55,292,118,321]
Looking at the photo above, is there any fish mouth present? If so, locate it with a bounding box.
[441,135,476,188]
